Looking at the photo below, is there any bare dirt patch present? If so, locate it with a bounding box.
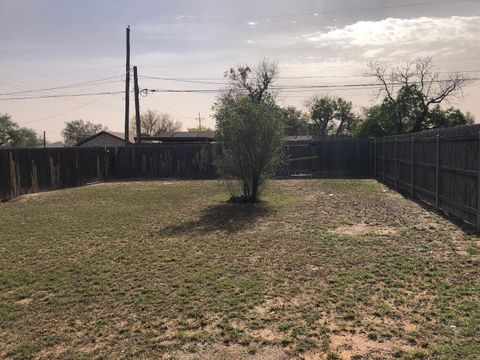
[34,344,68,359]
[329,331,413,358]
[167,344,288,360]
[330,223,397,236]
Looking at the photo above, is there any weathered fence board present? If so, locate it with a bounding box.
[371,124,480,228]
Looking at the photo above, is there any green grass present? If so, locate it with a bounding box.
[0,179,479,359]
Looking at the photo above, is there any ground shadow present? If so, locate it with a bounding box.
[383,183,478,236]
[162,201,272,236]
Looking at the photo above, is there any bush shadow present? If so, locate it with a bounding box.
[162,201,272,236]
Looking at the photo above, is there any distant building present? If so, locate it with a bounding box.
[35,141,66,148]
[77,131,134,147]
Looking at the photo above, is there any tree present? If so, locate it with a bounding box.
[355,104,397,138]
[366,57,472,134]
[214,96,285,203]
[355,95,474,138]
[426,106,474,129]
[306,95,358,138]
[279,106,309,136]
[0,113,42,147]
[130,110,181,136]
[62,119,106,146]
[222,59,279,103]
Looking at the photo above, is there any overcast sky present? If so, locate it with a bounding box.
[1,0,479,141]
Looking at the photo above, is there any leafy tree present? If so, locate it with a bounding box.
[0,113,42,147]
[130,110,181,136]
[214,96,285,203]
[306,95,358,138]
[426,105,474,129]
[366,57,472,134]
[62,119,106,146]
[279,106,309,136]
[355,98,475,138]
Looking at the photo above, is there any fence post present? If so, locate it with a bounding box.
[477,132,480,231]
[411,136,415,197]
[436,134,440,210]
[383,139,386,183]
[394,138,398,191]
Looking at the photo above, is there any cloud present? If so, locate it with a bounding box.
[247,21,258,27]
[301,16,480,50]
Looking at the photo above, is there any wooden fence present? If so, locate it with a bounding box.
[0,140,370,202]
[281,139,371,177]
[3,126,480,230]
[371,124,480,229]
[0,144,219,202]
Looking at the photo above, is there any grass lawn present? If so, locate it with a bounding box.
[0,179,479,359]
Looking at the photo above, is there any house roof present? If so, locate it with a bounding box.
[76,131,135,146]
[106,131,136,143]
[141,131,215,142]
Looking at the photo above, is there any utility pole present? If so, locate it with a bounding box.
[43,131,46,148]
[124,26,130,146]
[195,112,204,130]
[133,66,141,145]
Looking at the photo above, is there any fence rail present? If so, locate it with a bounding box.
[371,124,480,229]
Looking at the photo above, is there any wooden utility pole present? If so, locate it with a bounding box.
[124,26,130,146]
[133,66,141,145]
[43,131,46,149]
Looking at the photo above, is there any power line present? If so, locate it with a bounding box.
[2,77,478,100]
[138,70,480,84]
[0,91,124,101]
[0,76,122,96]
[21,97,103,124]
[141,77,480,93]
[0,25,117,41]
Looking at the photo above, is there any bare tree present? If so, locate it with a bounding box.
[366,57,472,133]
[130,110,181,136]
[222,59,279,103]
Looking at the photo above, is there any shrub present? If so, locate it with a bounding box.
[214,96,285,202]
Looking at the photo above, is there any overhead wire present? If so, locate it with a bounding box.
[0,76,122,96]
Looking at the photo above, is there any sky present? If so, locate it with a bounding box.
[1,0,479,142]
